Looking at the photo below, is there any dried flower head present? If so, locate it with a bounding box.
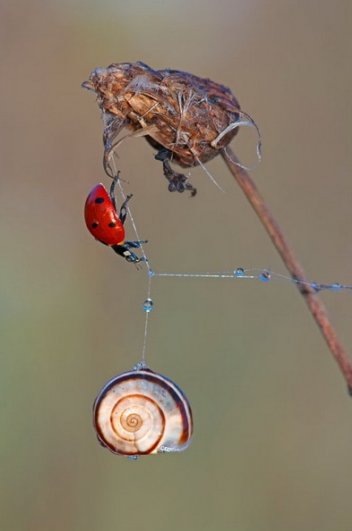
[83,61,257,195]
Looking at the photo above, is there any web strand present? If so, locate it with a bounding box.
[110,156,151,272]
[108,155,350,372]
[108,139,350,294]
[141,274,152,362]
[110,156,153,365]
[149,267,352,293]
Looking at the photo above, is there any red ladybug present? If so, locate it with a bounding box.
[84,175,147,263]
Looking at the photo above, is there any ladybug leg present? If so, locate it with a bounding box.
[125,240,148,249]
[119,194,133,225]
[155,148,197,197]
[109,172,133,224]
[111,244,146,264]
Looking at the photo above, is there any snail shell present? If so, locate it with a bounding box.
[93,367,193,456]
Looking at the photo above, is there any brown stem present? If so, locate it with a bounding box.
[221,146,352,394]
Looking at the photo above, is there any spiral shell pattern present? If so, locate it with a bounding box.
[93,368,193,456]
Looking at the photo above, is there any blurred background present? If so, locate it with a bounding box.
[1,1,352,530]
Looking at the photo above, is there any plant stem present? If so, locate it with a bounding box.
[221,146,352,394]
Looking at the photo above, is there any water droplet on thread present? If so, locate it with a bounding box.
[132,360,148,371]
[258,270,271,282]
[234,267,245,278]
[331,283,342,291]
[143,298,154,312]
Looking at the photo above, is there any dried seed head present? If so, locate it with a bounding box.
[83,61,243,169]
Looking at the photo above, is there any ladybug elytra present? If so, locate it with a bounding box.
[84,174,147,263]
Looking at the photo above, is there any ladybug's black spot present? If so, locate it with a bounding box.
[91,222,99,229]
[95,197,104,204]
[108,222,116,228]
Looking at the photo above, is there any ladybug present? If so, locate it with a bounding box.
[84,174,147,263]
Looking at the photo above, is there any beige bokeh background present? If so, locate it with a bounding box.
[2,1,352,530]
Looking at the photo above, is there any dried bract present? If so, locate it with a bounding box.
[83,61,253,194]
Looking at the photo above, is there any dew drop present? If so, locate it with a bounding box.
[234,267,245,278]
[258,270,271,282]
[132,360,148,371]
[143,298,154,312]
[331,283,342,291]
